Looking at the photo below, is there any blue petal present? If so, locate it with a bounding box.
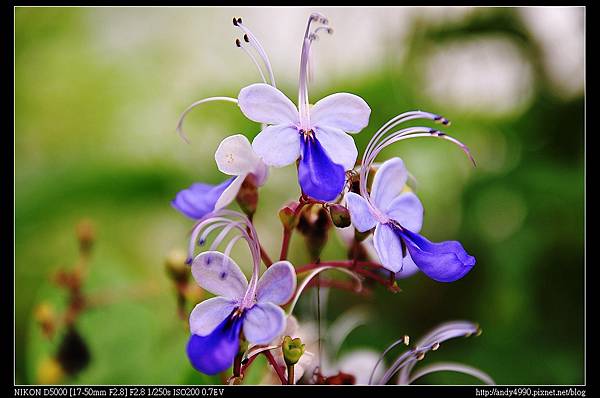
[298,137,345,202]
[186,311,244,375]
[399,228,476,282]
[172,178,235,219]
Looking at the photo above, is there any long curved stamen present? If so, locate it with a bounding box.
[286,266,362,316]
[364,111,447,162]
[360,120,474,210]
[368,335,410,385]
[197,221,230,246]
[234,18,277,87]
[407,362,495,385]
[378,321,479,385]
[222,234,244,261]
[298,13,332,130]
[176,97,238,144]
[209,221,244,251]
[188,216,234,263]
[236,38,268,84]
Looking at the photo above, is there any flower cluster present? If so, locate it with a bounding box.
[171,13,483,384]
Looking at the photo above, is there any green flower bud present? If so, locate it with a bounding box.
[282,336,305,366]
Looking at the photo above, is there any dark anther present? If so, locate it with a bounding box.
[237,18,243,24]
[434,115,450,125]
[233,17,238,26]
[243,34,250,43]
[235,39,241,47]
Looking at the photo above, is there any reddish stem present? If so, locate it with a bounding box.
[295,260,399,292]
[263,350,288,385]
[260,244,273,267]
[306,279,372,296]
[240,354,259,377]
[279,199,310,261]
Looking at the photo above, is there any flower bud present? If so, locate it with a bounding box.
[278,202,300,230]
[236,174,259,217]
[328,204,351,228]
[282,336,305,366]
[297,206,331,261]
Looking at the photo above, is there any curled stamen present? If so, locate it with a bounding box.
[360,119,475,207]
[378,321,480,385]
[235,20,276,87]
[298,13,332,130]
[408,362,495,385]
[368,335,411,385]
[176,97,238,144]
[236,39,268,84]
[209,221,244,252]
[313,26,333,35]
[198,221,230,245]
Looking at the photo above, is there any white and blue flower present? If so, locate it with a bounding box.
[187,252,296,374]
[172,134,268,220]
[345,111,476,282]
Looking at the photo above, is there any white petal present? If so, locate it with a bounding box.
[191,251,248,299]
[252,124,301,167]
[238,83,299,125]
[189,296,237,336]
[373,223,404,273]
[310,92,371,133]
[214,174,245,210]
[371,158,408,211]
[215,134,261,176]
[345,192,377,233]
[243,303,286,345]
[337,350,383,385]
[251,160,269,187]
[386,192,424,233]
[315,126,358,171]
[256,261,296,305]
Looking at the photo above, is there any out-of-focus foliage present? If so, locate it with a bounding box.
[15,7,583,384]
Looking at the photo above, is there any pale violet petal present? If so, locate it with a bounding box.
[373,223,404,273]
[256,261,296,305]
[395,252,420,279]
[191,251,248,299]
[345,192,377,233]
[386,192,424,233]
[189,296,237,336]
[238,83,299,125]
[215,134,261,176]
[251,159,269,187]
[243,302,286,345]
[252,124,300,167]
[371,158,408,211]
[314,126,358,171]
[310,92,371,133]
[214,174,245,210]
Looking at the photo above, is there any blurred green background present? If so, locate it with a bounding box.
[15,7,584,385]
